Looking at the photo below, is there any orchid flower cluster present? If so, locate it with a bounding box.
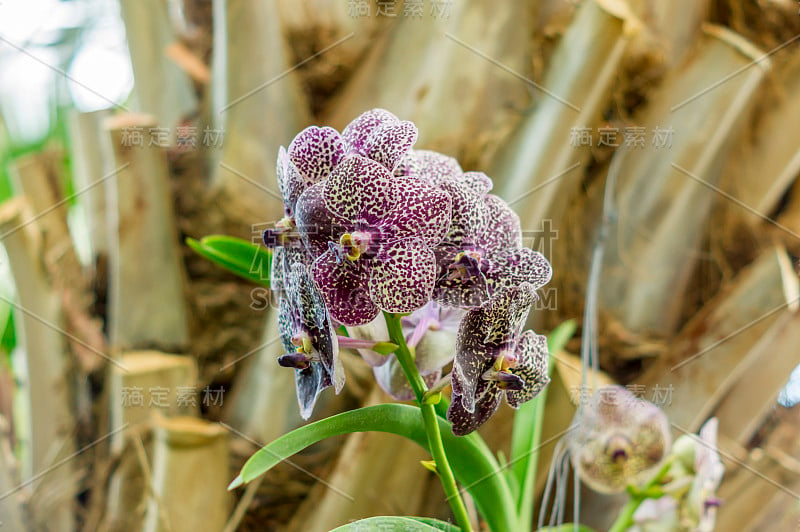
[566,386,724,532]
[263,108,553,435]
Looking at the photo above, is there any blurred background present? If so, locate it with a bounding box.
[1,0,800,530]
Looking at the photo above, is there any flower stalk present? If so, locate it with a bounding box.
[608,458,674,532]
[383,312,474,532]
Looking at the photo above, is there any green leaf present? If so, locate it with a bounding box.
[511,319,578,530]
[232,404,516,532]
[186,235,271,287]
[331,516,461,531]
[538,524,598,532]
[409,517,463,531]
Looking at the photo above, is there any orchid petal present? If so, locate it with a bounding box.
[448,385,502,436]
[323,155,396,222]
[505,331,550,408]
[366,120,418,171]
[387,176,452,246]
[312,250,378,326]
[342,108,398,154]
[288,126,345,184]
[367,238,437,314]
[295,183,351,257]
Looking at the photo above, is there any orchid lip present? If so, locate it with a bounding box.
[330,230,372,262]
[605,434,633,463]
[278,352,312,370]
[263,216,297,247]
[482,368,524,390]
[492,350,517,372]
[447,249,485,280]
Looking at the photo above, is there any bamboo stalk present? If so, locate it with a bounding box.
[632,0,709,65]
[721,53,800,228]
[10,150,108,373]
[105,113,191,350]
[0,198,74,532]
[9,152,73,259]
[67,109,113,261]
[118,0,197,133]
[493,0,640,214]
[286,386,430,531]
[143,416,229,532]
[326,0,534,168]
[713,308,800,445]
[599,24,770,337]
[106,351,198,531]
[209,0,309,228]
[637,245,797,432]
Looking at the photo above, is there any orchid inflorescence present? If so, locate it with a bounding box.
[264,108,553,435]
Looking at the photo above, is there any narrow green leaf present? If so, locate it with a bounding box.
[186,235,271,287]
[511,319,578,530]
[234,404,516,532]
[538,524,598,532]
[331,516,460,531]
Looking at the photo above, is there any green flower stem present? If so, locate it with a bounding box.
[608,458,674,532]
[383,312,474,532]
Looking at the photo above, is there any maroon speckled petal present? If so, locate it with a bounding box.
[323,155,396,222]
[505,331,549,408]
[295,183,351,257]
[367,239,437,314]
[276,146,306,217]
[447,385,502,436]
[386,177,452,247]
[432,268,490,309]
[287,263,343,392]
[312,250,379,326]
[479,283,537,345]
[365,120,418,171]
[436,179,490,250]
[458,171,494,195]
[342,108,398,155]
[395,149,464,184]
[288,126,345,184]
[485,248,553,297]
[450,304,490,413]
[477,194,522,253]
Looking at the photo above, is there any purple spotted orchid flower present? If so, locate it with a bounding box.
[264,108,416,247]
[396,150,553,308]
[276,261,343,420]
[295,154,452,325]
[447,283,550,435]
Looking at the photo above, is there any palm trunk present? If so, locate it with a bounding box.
[0,198,74,532]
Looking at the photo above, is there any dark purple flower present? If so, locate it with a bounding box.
[446,283,549,435]
[295,154,452,326]
[276,261,343,420]
[396,150,552,308]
